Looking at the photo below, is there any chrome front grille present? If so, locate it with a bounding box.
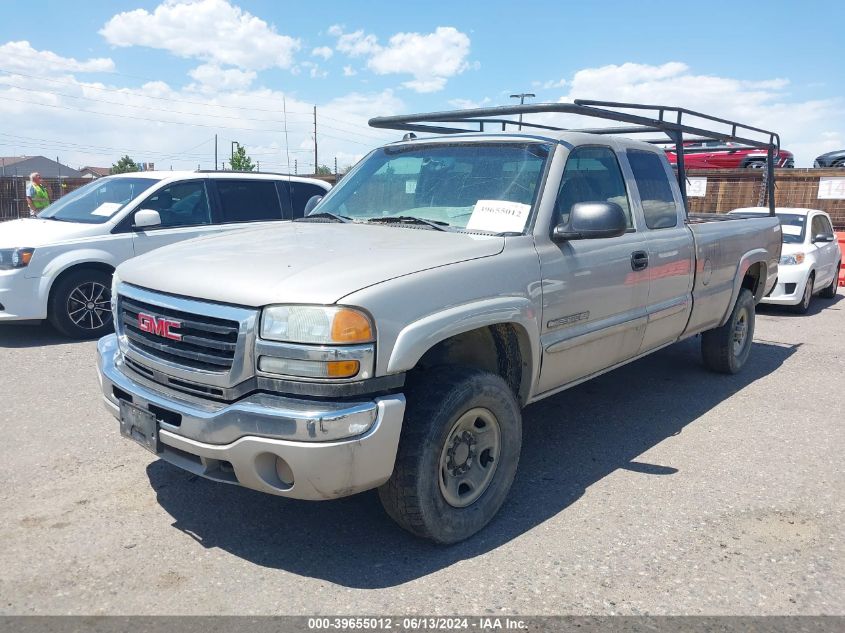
[121,296,239,372]
[115,283,258,390]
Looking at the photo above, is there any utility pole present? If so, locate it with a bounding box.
[214,134,218,172]
[509,92,535,130]
[334,157,337,176]
[294,159,297,175]
[313,105,318,176]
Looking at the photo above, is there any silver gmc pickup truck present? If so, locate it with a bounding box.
[97,102,782,543]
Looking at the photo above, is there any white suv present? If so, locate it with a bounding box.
[0,171,330,338]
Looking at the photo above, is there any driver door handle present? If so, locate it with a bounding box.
[631,250,649,271]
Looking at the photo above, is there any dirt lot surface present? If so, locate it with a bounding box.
[1,293,842,615]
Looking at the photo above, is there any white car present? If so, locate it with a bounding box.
[0,171,330,337]
[729,207,841,312]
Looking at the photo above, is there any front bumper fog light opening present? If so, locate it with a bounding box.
[254,452,294,490]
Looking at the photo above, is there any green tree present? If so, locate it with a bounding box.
[230,145,255,171]
[111,155,139,174]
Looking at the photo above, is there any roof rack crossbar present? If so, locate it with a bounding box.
[369,100,779,216]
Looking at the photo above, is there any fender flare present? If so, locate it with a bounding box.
[37,249,121,312]
[719,249,770,326]
[386,296,541,399]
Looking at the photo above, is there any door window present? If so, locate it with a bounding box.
[140,181,211,228]
[289,182,329,218]
[811,215,833,239]
[554,146,632,228]
[626,150,680,229]
[217,180,283,222]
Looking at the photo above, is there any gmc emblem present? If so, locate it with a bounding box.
[137,312,182,341]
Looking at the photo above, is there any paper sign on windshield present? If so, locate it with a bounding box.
[466,200,531,233]
[91,202,123,217]
[781,224,802,236]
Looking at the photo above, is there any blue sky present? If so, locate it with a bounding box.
[0,0,842,170]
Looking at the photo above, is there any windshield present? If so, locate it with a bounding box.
[313,142,551,233]
[776,213,806,244]
[39,176,160,224]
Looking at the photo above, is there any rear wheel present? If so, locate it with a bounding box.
[820,263,840,299]
[793,274,814,314]
[701,289,755,374]
[378,366,522,544]
[745,160,767,169]
[48,269,114,339]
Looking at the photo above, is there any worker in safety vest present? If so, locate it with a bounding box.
[26,172,50,217]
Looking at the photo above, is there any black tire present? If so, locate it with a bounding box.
[792,273,814,314]
[48,268,114,339]
[701,289,755,374]
[378,366,522,544]
[820,263,840,299]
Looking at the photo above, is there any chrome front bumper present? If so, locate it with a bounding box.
[97,335,406,500]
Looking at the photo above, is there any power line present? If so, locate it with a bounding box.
[0,68,398,143]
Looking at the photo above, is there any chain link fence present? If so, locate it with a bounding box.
[0,177,90,222]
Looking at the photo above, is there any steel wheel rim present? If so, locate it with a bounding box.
[732,308,749,356]
[438,407,501,508]
[67,281,111,331]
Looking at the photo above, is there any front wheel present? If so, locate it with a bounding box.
[378,367,522,544]
[792,274,814,314]
[701,289,755,374]
[819,263,840,299]
[48,269,114,339]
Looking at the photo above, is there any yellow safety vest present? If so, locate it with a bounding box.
[31,183,50,210]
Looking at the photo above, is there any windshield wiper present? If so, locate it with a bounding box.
[295,212,352,223]
[366,216,449,232]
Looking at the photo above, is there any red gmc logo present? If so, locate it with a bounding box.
[138,312,182,341]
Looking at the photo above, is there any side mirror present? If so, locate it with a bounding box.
[812,233,834,243]
[133,209,161,229]
[304,195,323,216]
[553,201,628,241]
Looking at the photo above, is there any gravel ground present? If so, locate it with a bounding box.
[0,292,842,616]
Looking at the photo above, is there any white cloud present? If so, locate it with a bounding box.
[0,62,403,174]
[300,61,328,79]
[533,61,841,166]
[100,0,300,71]
[532,78,567,90]
[0,40,114,74]
[448,97,492,109]
[343,66,357,77]
[188,63,256,91]
[335,29,380,58]
[330,26,473,93]
[311,46,333,60]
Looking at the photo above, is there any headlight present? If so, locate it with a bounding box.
[261,305,374,344]
[259,305,375,380]
[0,247,35,270]
[780,253,805,265]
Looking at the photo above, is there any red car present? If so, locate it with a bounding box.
[666,141,794,169]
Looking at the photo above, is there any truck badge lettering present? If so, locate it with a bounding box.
[547,311,590,329]
[138,313,182,341]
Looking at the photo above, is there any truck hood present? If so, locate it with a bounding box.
[0,218,104,248]
[118,222,505,306]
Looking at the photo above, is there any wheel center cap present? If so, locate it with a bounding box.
[453,443,470,465]
[86,302,95,310]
